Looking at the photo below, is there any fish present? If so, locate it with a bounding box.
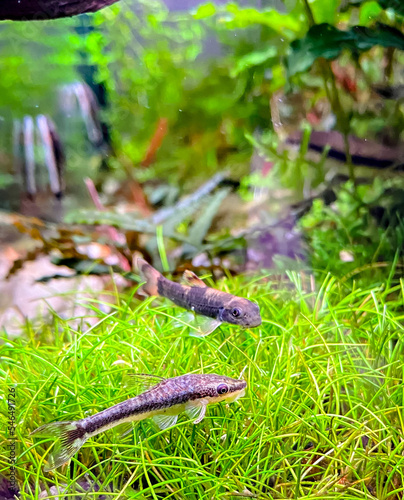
[135,258,262,336]
[30,373,247,471]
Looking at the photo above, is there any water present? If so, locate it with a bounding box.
[0,0,404,498]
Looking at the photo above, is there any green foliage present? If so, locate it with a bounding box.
[3,2,404,498]
[0,0,400,192]
[3,271,404,497]
[359,1,383,23]
[66,184,233,266]
[0,21,78,116]
[89,2,209,172]
[71,0,404,193]
[82,0,307,184]
[287,22,404,77]
[183,187,230,255]
[231,46,278,77]
[220,3,303,32]
[377,0,404,15]
[300,180,404,279]
[0,0,402,191]
[309,0,340,23]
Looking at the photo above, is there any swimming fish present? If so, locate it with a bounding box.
[31,373,246,471]
[135,258,262,336]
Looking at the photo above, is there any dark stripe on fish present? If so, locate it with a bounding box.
[31,373,247,470]
[78,375,241,435]
[83,386,187,434]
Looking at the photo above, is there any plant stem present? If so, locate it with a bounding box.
[325,62,355,184]
[301,0,355,186]
[302,0,315,27]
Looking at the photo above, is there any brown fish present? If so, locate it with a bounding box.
[135,258,262,336]
[31,373,247,471]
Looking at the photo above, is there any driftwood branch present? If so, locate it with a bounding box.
[0,0,121,21]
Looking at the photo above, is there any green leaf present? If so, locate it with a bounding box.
[310,0,340,24]
[187,188,230,249]
[193,2,216,19]
[377,0,404,15]
[360,1,383,24]
[223,4,301,33]
[287,23,404,77]
[352,24,404,49]
[161,197,204,236]
[64,209,188,242]
[231,46,278,77]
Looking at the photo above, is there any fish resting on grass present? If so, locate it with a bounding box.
[31,373,247,471]
[135,258,262,336]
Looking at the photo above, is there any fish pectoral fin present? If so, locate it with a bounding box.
[123,374,166,394]
[153,413,178,430]
[185,399,208,424]
[189,317,222,337]
[173,311,195,329]
[182,270,207,288]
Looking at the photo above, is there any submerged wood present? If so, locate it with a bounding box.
[287,130,404,169]
[0,0,120,21]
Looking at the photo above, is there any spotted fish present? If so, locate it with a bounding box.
[31,373,247,471]
[135,258,262,336]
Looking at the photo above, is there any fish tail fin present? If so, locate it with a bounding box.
[134,257,161,296]
[31,421,87,471]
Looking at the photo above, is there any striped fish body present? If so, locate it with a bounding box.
[82,375,207,437]
[31,374,247,471]
[136,258,262,331]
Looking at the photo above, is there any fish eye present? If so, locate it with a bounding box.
[231,308,241,318]
[217,384,229,395]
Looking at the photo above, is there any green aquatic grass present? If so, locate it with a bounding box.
[1,270,404,499]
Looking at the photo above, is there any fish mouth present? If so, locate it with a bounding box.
[245,318,262,328]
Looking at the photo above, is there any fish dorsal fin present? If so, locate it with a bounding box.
[182,270,208,288]
[189,317,222,337]
[153,413,178,430]
[185,399,208,424]
[123,374,166,394]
